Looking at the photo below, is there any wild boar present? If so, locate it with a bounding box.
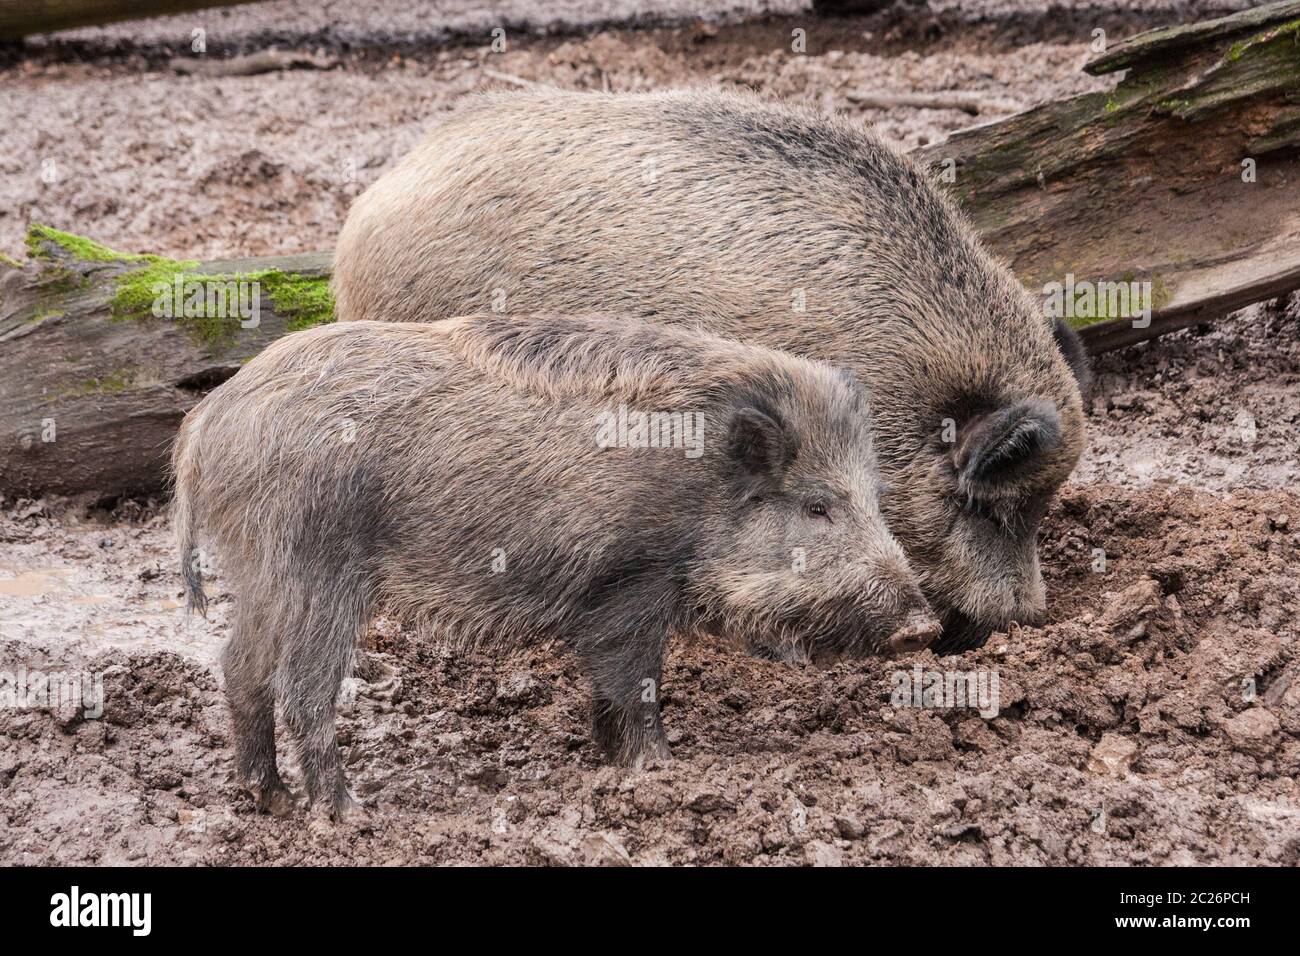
[172,313,939,819]
[332,88,1090,652]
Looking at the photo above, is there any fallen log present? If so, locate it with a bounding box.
[0,0,263,41]
[0,227,330,497]
[3,2,1299,496]
[914,0,1300,354]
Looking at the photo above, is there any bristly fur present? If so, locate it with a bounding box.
[172,313,936,818]
[332,87,1089,649]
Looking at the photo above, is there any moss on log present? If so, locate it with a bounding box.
[915,0,1300,352]
[0,225,331,496]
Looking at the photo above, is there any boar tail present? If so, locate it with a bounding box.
[171,418,208,618]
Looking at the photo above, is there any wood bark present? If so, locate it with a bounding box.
[914,0,1300,353]
[0,0,263,41]
[0,239,329,497]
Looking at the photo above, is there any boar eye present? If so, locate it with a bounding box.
[806,501,832,522]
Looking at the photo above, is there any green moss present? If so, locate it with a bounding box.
[243,270,335,331]
[25,224,160,264]
[0,252,22,269]
[23,225,336,350]
[110,258,238,350]
[38,266,95,295]
[1065,312,1114,330]
[1062,272,1171,330]
[1153,20,1300,119]
[62,368,135,397]
[110,257,200,318]
[24,225,163,306]
[110,259,334,349]
[1239,19,1300,60]
[93,369,134,394]
[1150,273,1172,312]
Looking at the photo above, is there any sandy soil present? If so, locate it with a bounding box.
[1,1,1297,865]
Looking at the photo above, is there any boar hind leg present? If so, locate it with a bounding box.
[582,614,672,768]
[277,587,370,821]
[222,597,293,816]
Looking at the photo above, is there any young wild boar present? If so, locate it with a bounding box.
[332,89,1091,652]
[172,314,939,819]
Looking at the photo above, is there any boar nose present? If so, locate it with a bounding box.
[887,610,942,654]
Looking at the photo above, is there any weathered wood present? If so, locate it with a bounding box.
[0,228,331,497]
[1079,251,1300,353]
[1084,0,1300,74]
[914,0,1300,353]
[0,0,264,41]
[169,47,337,77]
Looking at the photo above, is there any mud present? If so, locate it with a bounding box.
[1,1,1297,866]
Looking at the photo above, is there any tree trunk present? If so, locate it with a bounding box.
[0,0,263,41]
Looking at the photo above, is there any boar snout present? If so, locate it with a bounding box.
[887,609,942,655]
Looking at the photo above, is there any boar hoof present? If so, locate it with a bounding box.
[252,782,296,818]
[628,738,673,771]
[330,791,368,824]
[932,610,994,655]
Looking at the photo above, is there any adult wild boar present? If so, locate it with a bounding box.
[173,314,938,819]
[332,89,1090,653]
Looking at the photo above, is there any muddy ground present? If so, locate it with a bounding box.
[1,1,1297,865]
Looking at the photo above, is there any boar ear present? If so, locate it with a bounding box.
[728,406,791,479]
[953,398,1061,490]
[1052,318,1092,403]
